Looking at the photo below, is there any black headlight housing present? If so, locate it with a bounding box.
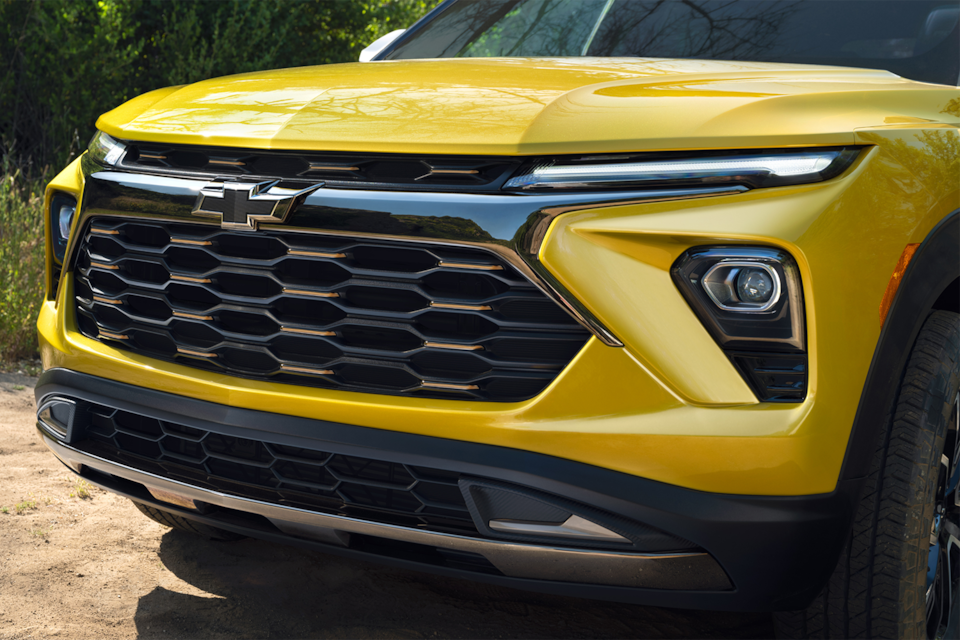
[49,192,77,264]
[672,247,807,403]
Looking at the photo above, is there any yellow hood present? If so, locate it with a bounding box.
[97,58,957,155]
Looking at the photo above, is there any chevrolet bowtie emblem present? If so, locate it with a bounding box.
[191,180,323,230]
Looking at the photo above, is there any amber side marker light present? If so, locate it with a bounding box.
[879,243,921,327]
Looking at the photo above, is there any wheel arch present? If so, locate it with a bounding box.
[841,209,960,481]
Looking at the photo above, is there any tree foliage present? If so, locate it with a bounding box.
[0,0,433,173]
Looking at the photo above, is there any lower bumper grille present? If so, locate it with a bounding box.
[73,219,591,402]
[75,401,477,535]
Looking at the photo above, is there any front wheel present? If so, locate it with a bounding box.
[775,311,960,639]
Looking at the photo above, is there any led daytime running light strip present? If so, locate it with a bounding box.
[505,151,839,189]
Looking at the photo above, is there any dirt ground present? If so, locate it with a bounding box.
[0,372,775,639]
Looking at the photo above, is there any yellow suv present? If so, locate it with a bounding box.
[36,1,959,637]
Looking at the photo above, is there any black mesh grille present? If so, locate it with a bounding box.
[118,144,523,192]
[75,402,475,534]
[73,219,591,401]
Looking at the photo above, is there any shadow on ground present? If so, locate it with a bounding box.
[133,531,775,639]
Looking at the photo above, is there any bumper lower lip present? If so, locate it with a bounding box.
[40,430,730,591]
[35,368,863,611]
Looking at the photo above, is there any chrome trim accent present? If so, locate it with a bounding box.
[170,238,213,246]
[139,153,167,161]
[209,159,245,166]
[288,250,347,258]
[98,330,128,340]
[172,311,213,321]
[702,261,782,312]
[424,341,483,351]
[281,327,336,337]
[41,433,730,590]
[422,381,480,391]
[280,365,334,376]
[284,288,339,298]
[176,347,217,358]
[430,302,491,311]
[438,261,503,271]
[85,170,747,347]
[307,164,360,172]
[90,262,119,270]
[36,397,75,442]
[91,171,207,197]
[90,227,120,236]
[92,296,122,305]
[490,514,629,542]
[416,168,480,180]
[170,274,212,284]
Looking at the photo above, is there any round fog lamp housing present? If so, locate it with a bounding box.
[702,261,781,312]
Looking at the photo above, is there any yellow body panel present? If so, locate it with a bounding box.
[96,59,957,155]
[43,58,960,496]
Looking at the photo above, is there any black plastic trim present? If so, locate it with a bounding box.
[37,367,860,611]
[49,191,77,264]
[459,477,697,552]
[56,458,730,607]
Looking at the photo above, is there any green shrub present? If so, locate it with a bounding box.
[0,166,45,362]
[1,0,434,172]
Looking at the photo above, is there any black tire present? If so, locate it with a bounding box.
[775,310,960,639]
[131,500,245,542]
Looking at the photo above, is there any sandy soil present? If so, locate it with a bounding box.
[0,373,774,639]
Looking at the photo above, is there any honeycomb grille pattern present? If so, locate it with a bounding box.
[74,219,590,402]
[77,402,476,534]
[119,143,522,192]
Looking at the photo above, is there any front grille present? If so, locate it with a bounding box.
[118,143,523,192]
[74,402,476,534]
[74,219,591,402]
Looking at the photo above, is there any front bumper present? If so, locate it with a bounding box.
[37,368,860,611]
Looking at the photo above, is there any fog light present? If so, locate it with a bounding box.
[671,246,807,401]
[737,268,775,303]
[702,261,781,312]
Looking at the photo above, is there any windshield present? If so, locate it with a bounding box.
[386,0,959,86]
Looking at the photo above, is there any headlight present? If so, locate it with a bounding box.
[504,147,859,191]
[672,247,807,403]
[87,131,126,166]
[49,192,77,263]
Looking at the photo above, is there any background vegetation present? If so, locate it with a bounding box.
[0,0,432,363]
